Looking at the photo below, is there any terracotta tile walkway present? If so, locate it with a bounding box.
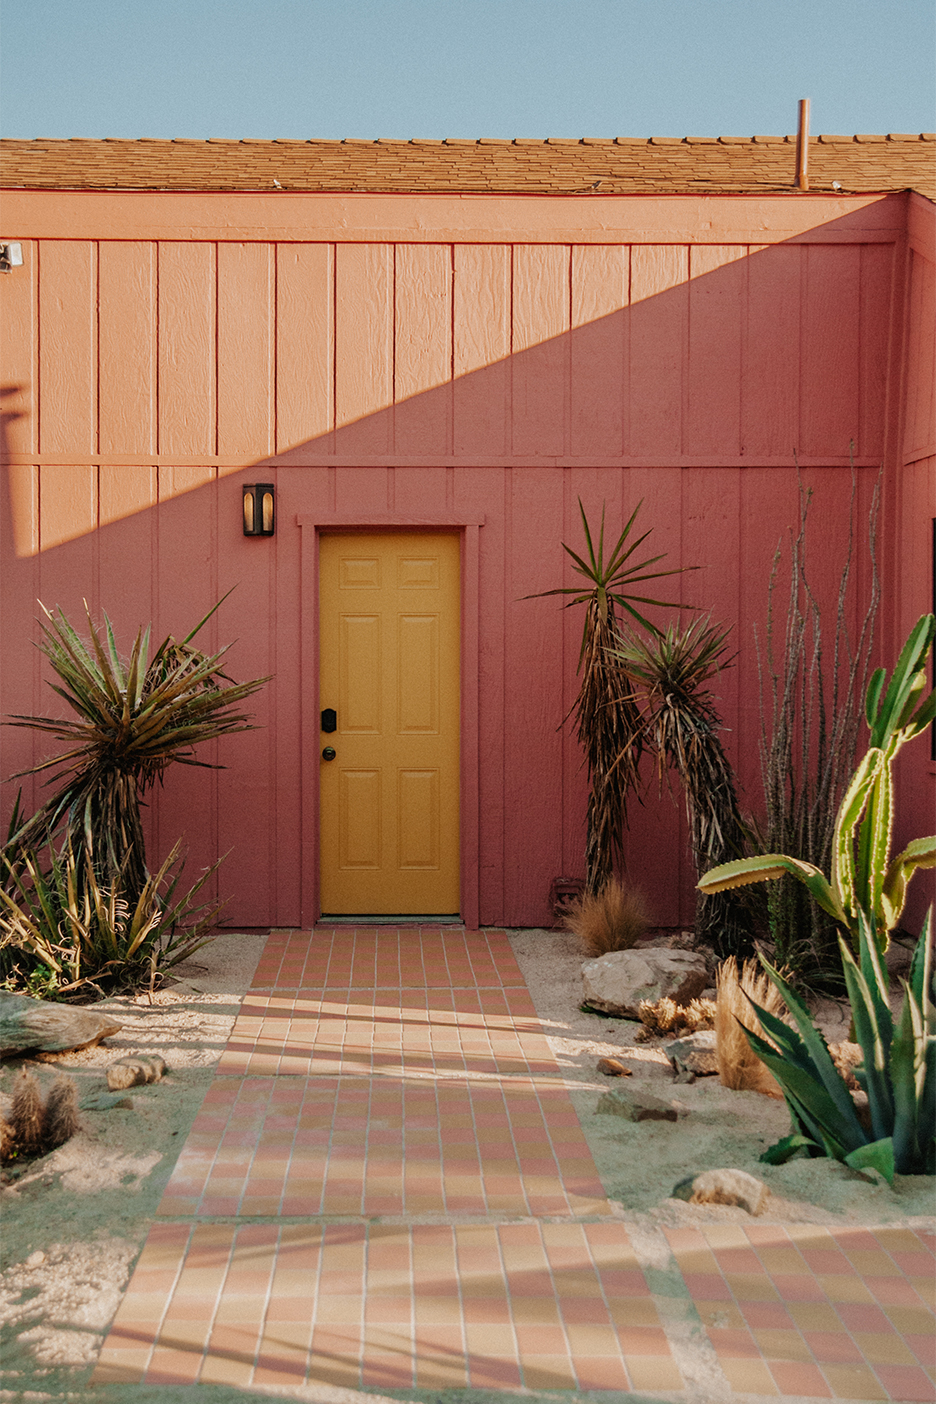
[93,927,935,1400]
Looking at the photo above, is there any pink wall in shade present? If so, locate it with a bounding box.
[1,188,932,930]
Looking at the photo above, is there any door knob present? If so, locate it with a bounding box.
[322,746,337,761]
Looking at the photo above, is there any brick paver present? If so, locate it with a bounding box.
[667,1221,935,1399]
[94,926,935,1398]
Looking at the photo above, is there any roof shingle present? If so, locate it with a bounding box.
[2,135,933,198]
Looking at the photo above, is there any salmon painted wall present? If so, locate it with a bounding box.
[1,189,931,930]
[894,193,936,930]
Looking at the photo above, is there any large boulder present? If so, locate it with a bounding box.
[581,947,708,1018]
[0,992,123,1058]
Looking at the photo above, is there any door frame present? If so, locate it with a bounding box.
[299,513,484,929]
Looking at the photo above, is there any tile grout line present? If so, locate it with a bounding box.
[99,928,933,1399]
[625,1218,738,1403]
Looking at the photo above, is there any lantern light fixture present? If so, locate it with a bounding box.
[243,483,275,536]
[0,242,23,273]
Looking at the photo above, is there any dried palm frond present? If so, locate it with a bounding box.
[715,956,786,1097]
[612,616,761,957]
[526,500,692,893]
[564,875,651,957]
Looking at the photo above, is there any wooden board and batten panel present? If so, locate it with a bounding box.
[0,188,931,928]
[318,533,460,915]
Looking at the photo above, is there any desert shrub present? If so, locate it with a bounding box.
[636,995,716,1038]
[0,836,220,998]
[612,617,763,958]
[701,615,935,958]
[1,600,267,998]
[756,474,880,988]
[564,875,651,957]
[527,500,689,895]
[715,956,785,1098]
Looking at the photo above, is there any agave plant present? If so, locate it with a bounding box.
[698,615,936,954]
[527,500,690,894]
[4,598,268,904]
[741,908,934,1182]
[611,616,762,957]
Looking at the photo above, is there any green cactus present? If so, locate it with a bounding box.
[698,615,936,953]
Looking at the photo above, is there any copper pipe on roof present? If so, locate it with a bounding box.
[795,98,811,189]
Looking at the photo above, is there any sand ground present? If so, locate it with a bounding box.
[1,927,932,1403]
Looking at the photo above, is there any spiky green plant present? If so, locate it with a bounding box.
[611,616,761,957]
[0,833,222,997]
[527,500,690,894]
[742,908,934,1182]
[3,598,268,905]
[698,615,935,954]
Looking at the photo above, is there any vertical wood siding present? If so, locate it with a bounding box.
[0,223,919,929]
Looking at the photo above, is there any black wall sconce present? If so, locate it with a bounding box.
[243,483,275,536]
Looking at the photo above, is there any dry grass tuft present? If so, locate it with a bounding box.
[715,956,786,1098]
[636,996,716,1038]
[564,876,651,958]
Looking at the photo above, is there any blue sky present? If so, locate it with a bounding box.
[1,0,933,141]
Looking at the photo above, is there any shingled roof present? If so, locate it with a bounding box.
[2,135,934,199]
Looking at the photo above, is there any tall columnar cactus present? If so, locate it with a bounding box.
[698,616,935,953]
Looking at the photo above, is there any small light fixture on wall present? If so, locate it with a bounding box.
[243,483,275,537]
[0,242,23,273]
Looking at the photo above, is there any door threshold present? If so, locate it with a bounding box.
[318,914,462,925]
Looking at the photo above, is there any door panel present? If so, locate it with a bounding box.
[319,532,460,913]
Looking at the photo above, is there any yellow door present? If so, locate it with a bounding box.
[319,532,460,914]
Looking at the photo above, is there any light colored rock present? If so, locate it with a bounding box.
[672,1167,769,1215]
[596,1087,681,1122]
[0,992,123,1058]
[106,1054,167,1090]
[597,1057,632,1077]
[664,1030,719,1076]
[581,948,708,1018]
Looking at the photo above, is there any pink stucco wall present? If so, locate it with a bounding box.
[1,189,931,929]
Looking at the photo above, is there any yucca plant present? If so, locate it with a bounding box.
[611,617,761,957]
[527,500,689,894]
[741,908,934,1182]
[4,598,268,905]
[0,835,221,997]
[698,615,935,954]
[1,599,267,996]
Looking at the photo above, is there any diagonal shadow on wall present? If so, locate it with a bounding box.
[0,206,907,926]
